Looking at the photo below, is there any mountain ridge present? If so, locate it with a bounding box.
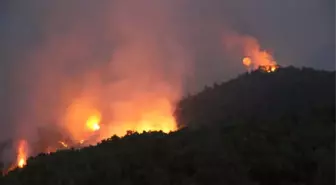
[1,66,335,185]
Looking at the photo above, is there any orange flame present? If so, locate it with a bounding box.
[242,57,253,72]
[223,32,279,73]
[242,49,278,73]
[17,140,28,168]
[86,114,101,131]
[242,55,278,73]
[101,97,177,138]
[259,65,278,73]
[58,141,68,148]
[242,57,252,67]
[243,39,278,72]
[63,100,102,142]
[135,110,177,133]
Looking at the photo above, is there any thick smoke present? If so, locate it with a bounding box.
[2,0,193,164]
[1,0,333,165]
[179,0,334,90]
[222,31,277,70]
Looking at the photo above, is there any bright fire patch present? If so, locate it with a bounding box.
[259,64,278,73]
[242,53,278,73]
[86,115,101,131]
[222,32,279,73]
[136,114,176,133]
[17,140,28,168]
[242,43,278,73]
[101,97,178,138]
[58,141,68,148]
[242,57,252,67]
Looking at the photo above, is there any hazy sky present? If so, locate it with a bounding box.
[0,0,334,147]
[1,0,334,83]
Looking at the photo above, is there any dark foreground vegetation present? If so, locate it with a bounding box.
[1,66,335,185]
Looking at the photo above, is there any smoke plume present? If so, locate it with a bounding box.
[2,0,194,165]
[222,31,277,70]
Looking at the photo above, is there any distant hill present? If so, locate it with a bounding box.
[1,66,335,185]
[175,66,335,127]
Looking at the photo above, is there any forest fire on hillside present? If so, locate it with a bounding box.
[222,32,279,73]
[3,140,28,174]
[243,56,279,73]
[258,64,279,73]
[58,141,68,148]
[86,115,101,132]
[241,47,278,73]
[16,140,27,169]
[4,0,186,174]
[5,98,177,173]
[100,97,178,138]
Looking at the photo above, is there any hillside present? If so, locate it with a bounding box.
[1,66,335,185]
[175,66,335,127]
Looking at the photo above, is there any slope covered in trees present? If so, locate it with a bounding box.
[1,66,335,185]
[175,66,335,128]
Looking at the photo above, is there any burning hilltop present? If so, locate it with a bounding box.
[241,46,278,72]
[241,47,279,73]
[222,31,280,73]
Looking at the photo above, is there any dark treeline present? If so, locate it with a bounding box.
[1,66,335,185]
[175,66,335,128]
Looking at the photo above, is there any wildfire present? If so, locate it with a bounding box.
[5,0,193,173]
[222,32,279,73]
[242,52,279,73]
[58,141,68,148]
[136,111,177,133]
[101,97,178,138]
[17,140,28,168]
[259,64,278,73]
[241,38,279,72]
[63,100,103,142]
[242,55,279,73]
[242,57,252,67]
[86,115,101,131]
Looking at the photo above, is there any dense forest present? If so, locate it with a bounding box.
[1,66,335,185]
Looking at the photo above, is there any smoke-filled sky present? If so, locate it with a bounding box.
[0,0,334,160]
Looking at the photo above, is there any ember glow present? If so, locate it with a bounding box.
[242,57,252,67]
[86,115,101,132]
[17,140,28,168]
[63,100,103,142]
[259,65,278,73]
[136,112,176,133]
[58,141,68,148]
